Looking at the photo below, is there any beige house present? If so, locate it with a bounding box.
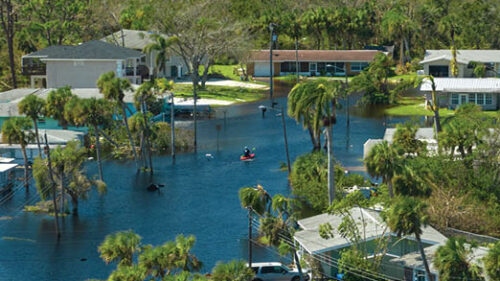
[102,29,188,79]
[420,50,500,78]
[22,40,145,88]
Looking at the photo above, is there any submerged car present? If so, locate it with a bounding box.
[249,262,310,281]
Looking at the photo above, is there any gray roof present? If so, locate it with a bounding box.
[101,29,167,50]
[384,128,435,142]
[420,78,500,93]
[294,208,447,254]
[23,40,144,60]
[420,49,500,64]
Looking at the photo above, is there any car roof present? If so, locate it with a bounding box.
[249,262,283,267]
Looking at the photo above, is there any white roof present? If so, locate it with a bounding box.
[0,163,18,172]
[420,49,500,64]
[420,78,500,93]
[294,208,447,254]
[384,128,435,142]
[0,129,84,147]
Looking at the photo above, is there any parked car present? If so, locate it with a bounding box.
[249,262,310,281]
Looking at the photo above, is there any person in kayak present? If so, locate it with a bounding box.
[243,146,251,157]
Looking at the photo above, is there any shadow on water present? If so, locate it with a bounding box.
[0,79,426,281]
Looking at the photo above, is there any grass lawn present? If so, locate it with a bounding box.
[173,84,266,103]
[385,96,500,118]
[199,64,267,85]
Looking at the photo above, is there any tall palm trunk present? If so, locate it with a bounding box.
[326,124,334,204]
[141,101,153,174]
[33,119,42,158]
[71,196,78,216]
[295,37,299,82]
[94,126,103,181]
[121,104,139,170]
[386,176,394,198]
[307,126,319,151]
[192,75,198,152]
[21,145,29,190]
[416,234,433,281]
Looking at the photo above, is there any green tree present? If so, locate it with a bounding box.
[434,237,483,281]
[143,34,175,78]
[139,241,177,278]
[211,260,254,281]
[484,241,500,280]
[383,196,433,281]
[97,71,139,170]
[98,230,142,268]
[45,86,75,129]
[282,10,303,81]
[0,0,19,88]
[427,76,442,135]
[393,122,426,156]
[18,94,46,157]
[238,184,272,216]
[301,7,326,50]
[107,265,147,281]
[288,81,321,150]
[365,141,401,198]
[2,117,34,189]
[173,234,202,272]
[381,6,416,66]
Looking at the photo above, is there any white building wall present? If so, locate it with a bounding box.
[46,60,119,88]
[254,62,273,77]
[164,55,189,78]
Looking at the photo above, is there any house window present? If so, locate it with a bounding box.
[326,62,345,75]
[477,93,484,105]
[281,62,291,72]
[451,94,459,105]
[317,62,326,73]
[351,62,369,72]
[468,93,475,103]
[486,93,492,105]
[300,62,309,72]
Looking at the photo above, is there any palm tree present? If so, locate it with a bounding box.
[97,71,140,170]
[107,265,147,281]
[484,241,500,280]
[301,7,327,50]
[211,260,255,281]
[18,94,46,158]
[427,76,442,137]
[66,97,114,181]
[45,86,74,129]
[381,6,415,66]
[365,141,401,198]
[288,82,320,150]
[173,234,202,272]
[139,241,177,278]
[384,196,433,281]
[434,237,483,281]
[143,33,175,79]
[282,10,302,81]
[2,117,34,189]
[238,184,272,216]
[134,82,155,173]
[98,230,142,268]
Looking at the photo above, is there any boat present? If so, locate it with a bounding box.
[240,153,255,161]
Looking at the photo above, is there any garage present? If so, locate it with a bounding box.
[254,62,273,77]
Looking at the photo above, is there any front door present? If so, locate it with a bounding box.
[309,63,317,76]
[459,94,468,105]
[170,65,178,78]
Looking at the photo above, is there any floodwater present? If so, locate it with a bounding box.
[0,81,412,281]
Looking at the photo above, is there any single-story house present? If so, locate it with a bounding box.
[21,40,145,88]
[420,50,500,78]
[294,208,447,281]
[101,29,188,79]
[363,128,437,158]
[0,129,86,161]
[419,78,500,110]
[247,50,382,77]
[0,159,17,193]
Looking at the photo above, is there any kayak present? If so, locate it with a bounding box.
[240,153,255,161]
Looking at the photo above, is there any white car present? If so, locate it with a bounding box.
[249,262,310,281]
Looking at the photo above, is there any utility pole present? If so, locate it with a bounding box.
[269,23,277,108]
[344,64,350,127]
[170,92,175,163]
[280,106,291,174]
[44,133,60,239]
[248,207,253,268]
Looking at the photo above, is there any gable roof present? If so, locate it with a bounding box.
[248,50,382,62]
[294,208,447,254]
[23,40,144,60]
[420,78,500,93]
[101,29,167,50]
[420,49,500,64]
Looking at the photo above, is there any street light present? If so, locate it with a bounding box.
[269,23,278,108]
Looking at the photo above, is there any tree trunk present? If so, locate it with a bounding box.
[141,101,153,174]
[201,60,211,88]
[433,110,441,133]
[416,234,433,281]
[399,38,404,66]
[21,145,29,190]
[326,125,334,205]
[6,33,16,88]
[387,177,394,198]
[59,171,64,214]
[71,196,78,216]
[307,126,318,151]
[170,94,175,161]
[192,74,198,152]
[33,120,43,158]
[121,104,139,171]
[94,127,103,181]
[140,131,148,169]
[295,37,299,82]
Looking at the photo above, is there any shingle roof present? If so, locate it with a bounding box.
[248,50,381,62]
[101,29,167,50]
[420,78,500,93]
[294,208,447,254]
[23,40,144,60]
[420,49,500,64]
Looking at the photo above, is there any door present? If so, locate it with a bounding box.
[170,65,178,78]
[459,94,468,105]
[309,63,317,76]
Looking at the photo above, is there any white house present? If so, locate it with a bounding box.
[21,40,145,88]
[363,128,437,159]
[101,29,188,79]
[420,50,500,78]
[420,78,500,110]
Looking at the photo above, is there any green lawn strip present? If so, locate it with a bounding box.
[173,84,266,103]
[385,96,499,117]
[198,64,267,85]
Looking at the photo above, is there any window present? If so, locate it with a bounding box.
[469,93,475,103]
[451,94,459,105]
[281,62,290,72]
[261,267,274,274]
[317,62,326,73]
[477,93,484,105]
[300,62,309,72]
[351,62,369,72]
[429,65,449,77]
[326,62,345,74]
[486,93,492,105]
